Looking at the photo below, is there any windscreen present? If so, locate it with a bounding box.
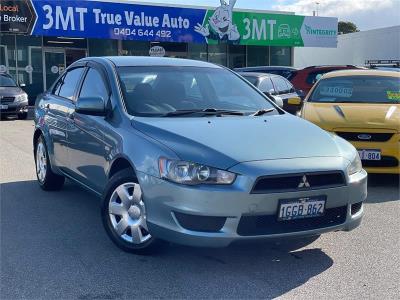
[117,66,275,116]
[309,76,400,103]
[0,75,17,87]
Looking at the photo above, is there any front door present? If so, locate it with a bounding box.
[43,49,65,90]
[66,65,109,192]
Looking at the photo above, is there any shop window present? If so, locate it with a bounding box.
[151,42,187,58]
[0,35,17,79]
[208,44,227,66]
[270,46,292,66]
[247,46,270,67]
[16,35,43,103]
[228,45,246,69]
[89,39,118,56]
[122,41,150,56]
[188,43,207,62]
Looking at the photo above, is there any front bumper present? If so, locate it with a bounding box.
[349,134,400,174]
[138,157,367,247]
[0,101,29,115]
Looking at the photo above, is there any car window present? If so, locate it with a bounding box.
[117,66,276,116]
[283,78,295,92]
[306,71,330,85]
[55,67,84,100]
[79,68,109,100]
[242,76,259,86]
[309,76,400,103]
[258,78,274,92]
[271,76,290,94]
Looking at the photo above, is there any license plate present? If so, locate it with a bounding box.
[358,149,381,161]
[288,97,301,105]
[278,196,326,221]
[0,104,8,110]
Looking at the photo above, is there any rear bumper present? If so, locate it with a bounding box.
[139,165,367,248]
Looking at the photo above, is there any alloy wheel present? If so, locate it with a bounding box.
[36,142,47,183]
[108,182,151,244]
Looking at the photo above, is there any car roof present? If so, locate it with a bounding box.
[235,66,297,71]
[237,72,276,78]
[322,69,400,78]
[99,56,222,68]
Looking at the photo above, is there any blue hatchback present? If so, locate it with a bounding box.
[34,57,367,253]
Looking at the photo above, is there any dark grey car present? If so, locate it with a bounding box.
[0,73,29,119]
[237,72,303,114]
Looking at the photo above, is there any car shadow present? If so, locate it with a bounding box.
[0,179,334,299]
[365,174,399,204]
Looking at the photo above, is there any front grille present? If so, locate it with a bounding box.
[362,156,399,168]
[351,202,363,215]
[336,132,394,142]
[251,171,345,194]
[174,212,226,232]
[237,205,347,236]
[0,96,14,103]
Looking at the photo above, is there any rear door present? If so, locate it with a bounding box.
[45,66,85,170]
[66,63,110,192]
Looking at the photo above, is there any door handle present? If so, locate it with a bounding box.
[44,103,50,111]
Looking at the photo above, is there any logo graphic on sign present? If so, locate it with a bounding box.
[194,0,240,43]
[278,24,291,39]
[149,46,166,57]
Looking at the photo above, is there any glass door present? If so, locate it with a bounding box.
[43,49,65,90]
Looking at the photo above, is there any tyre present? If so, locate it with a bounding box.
[17,112,28,120]
[101,168,163,254]
[34,135,65,190]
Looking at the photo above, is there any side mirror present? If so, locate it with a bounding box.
[272,95,284,108]
[268,88,276,95]
[75,97,106,116]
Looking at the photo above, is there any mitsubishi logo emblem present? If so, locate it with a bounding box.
[298,175,311,188]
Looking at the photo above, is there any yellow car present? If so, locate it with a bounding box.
[301,70,400,174]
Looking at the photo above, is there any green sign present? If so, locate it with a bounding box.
[194,1,337,48]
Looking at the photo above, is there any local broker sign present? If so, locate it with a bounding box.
[0,0,338,48]
[0,0,36,34]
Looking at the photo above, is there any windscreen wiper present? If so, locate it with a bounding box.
[252,108,275,116]
[163,108,245,117]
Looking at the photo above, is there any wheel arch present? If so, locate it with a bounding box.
[33,128,43,151]
[108,155,137,179]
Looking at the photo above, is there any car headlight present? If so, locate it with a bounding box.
[347,153,362,175]
[159,158,236,185]
[16,93,28,102]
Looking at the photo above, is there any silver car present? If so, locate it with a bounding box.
[0,73,29,120]
[34,57,367,254]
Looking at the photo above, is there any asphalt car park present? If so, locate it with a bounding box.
[1,116,399,299]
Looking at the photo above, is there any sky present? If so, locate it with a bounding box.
[131,0,400,31]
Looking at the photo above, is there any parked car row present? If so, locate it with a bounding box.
[236,64,363,115]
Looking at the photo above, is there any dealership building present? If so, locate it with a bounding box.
[0,0,337,101]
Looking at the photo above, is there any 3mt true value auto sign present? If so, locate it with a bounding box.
[1,0,338,48]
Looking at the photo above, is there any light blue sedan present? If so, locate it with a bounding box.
[33,57,367,254]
